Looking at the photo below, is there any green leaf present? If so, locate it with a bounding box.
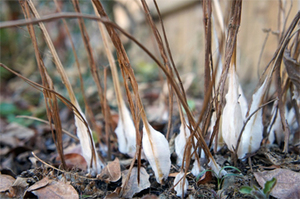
[7,115,33,127]
[0,103,18,116]
[219,165,241,176]
[239,186,253,194]
[263,177,277,195]
[92,131,98,143]
[187,99,196,111]
[196,169,214,181]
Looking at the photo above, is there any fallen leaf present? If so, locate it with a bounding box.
[141,194,159,199]
[0,174,15,192]
[9,177,29,198]
[197,171,213,185]
[26,177,50,191]
[2,122,35,147]
[121,167,150,198]
[56,153,87,170]
[104,191,119,199]
[254,169,300,199]
[98,158,121,183]
[24,177,79,199]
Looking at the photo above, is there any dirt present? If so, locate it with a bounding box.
[1,117,299,199]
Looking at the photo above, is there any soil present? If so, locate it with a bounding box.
[1,114,299,199]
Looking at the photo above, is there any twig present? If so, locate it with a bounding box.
[31,152,97,181]
[0,12,103,29]
[16,115,79,141]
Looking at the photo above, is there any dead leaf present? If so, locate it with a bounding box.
[104,191,119,199]
[98,158,121,183]
[2,122,35,147]
[121,167,150,198]
[0,174,15,192]
[56,153,87,170]
[197,171,213,185]
[254,168,300,199]
[24,177,79,199]
[283,49,300,93]
[141,194,159,199]
[9,177,29,198]
[26,176,50,191]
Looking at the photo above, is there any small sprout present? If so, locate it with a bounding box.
[196,165,242,190]
[239,177,277,199]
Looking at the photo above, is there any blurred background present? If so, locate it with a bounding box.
[0,0,299,127]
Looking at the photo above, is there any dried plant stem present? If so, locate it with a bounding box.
[71,0,113,160]
[93,0,216,168]
[0,63,95,137]
[203,0,212,98]
[142,2,199,172]
[213,1,243,152]
[0,12,103,29]
[267,12,300,152]
[91,1,136,170]
[257,29,271,79]
[53,0,101,145]
[19,0,66,169]
[17,115,79,141]
[92,0,144,187]
[2,1,221,167]
[26,0,99,171]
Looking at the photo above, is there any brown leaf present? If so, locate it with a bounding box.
[121,167,150,198]
[26,177,50,192]
[283,49,300,93]
[141,194,159,199]
[9,177,29,197]
[56,153,87,170]
[254,169,300,199]
[24,177,78,199]
[98,158,121,183]
[0,174,15,192]
[197,171,213,185]
[2,123,35,147]
[104,192,119,199]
